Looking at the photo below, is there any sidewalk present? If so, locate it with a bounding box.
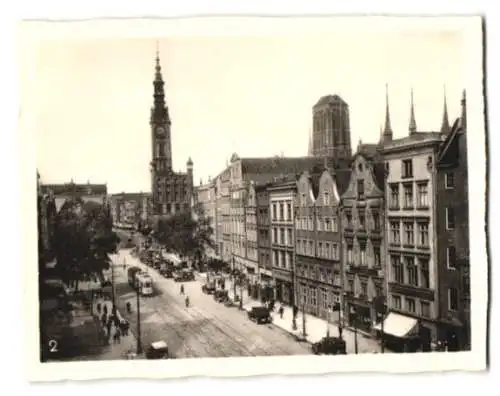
[92,298,138,360]
[271,305,386,354]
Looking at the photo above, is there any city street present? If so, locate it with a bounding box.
[110,249,313,359]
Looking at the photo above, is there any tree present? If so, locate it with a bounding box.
[53,198,119,289]
[154,204,215,261]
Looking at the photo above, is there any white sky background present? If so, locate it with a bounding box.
[25,18,468,194]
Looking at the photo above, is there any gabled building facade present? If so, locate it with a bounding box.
[256,182,274,301]
[295,165,349,320]
[341,143,386,333]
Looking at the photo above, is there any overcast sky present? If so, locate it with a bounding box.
[24,18,470,194]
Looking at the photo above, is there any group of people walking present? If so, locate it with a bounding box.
[95,298,130,345]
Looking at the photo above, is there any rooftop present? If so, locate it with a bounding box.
[314,94,347,108]
[42,182,107,196]
[382,132,445,152]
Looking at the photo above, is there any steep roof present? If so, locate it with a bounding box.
[382,132,444,152]
[241,156,325,184]
[438,118,462,164]
[42,183,107,196]
[355,143,385,190]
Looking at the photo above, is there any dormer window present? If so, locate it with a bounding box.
[324,191,330,205]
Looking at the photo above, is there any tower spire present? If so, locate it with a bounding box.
[383,84,393,141]
[151,43,169,125]
[409,87,417,135]
[440,85,450,134]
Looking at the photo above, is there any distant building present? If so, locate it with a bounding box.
[312,95,352,163]
[193,178,218,258]
[109,192,150,227]
[40,180,108,213]
[149,50,193,218]
[435,91,470,351]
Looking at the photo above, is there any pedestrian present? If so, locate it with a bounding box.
[103,304,108,316]
[121,320,129,336]
[106,319,112,337]
[101,313,107,327]
[96,302,101,315]
[279,305,284,319]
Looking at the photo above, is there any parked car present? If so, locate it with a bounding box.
[247,306,272,324]
[213,289,229,303]
[145,340,169,359]
[174,270,195,282]
[311,336,347,355]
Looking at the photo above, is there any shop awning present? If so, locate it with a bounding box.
[373,312,418,338]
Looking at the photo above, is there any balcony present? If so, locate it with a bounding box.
[388,282,435,301]
[348,265,378,277]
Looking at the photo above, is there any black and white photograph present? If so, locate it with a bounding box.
[21,15,487,380]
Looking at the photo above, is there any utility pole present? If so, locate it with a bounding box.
[239,276,243,310]
[136,287,142,355]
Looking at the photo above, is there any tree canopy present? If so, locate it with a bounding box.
[53,198,119,285]
[154,204,215,260]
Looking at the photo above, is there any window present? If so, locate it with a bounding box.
[347,280,354,293]
[279,202,284,220]
[357,179,365,200]
[332,217,338,232]
[272,227,277,243]
[301,193,306,206]
[325,242,330,258]
[332,243,339,260]
[325,218,331,231]
[310,288,317,306]
[309,240,314,255]
[317,217,323,231]
[287,252,293,270]
[448,288,459,310]
[405,256,418,286]
[273,250,279,267]
[322,289,328,309]
[324,192,330,205]
[417,183,429,208]
[360,282,368,297]
[445,172,455,189]
[403,222,414,245]
[403,184,414,209]
[418,222,429,247]
[420,301,431,317]
[373,247,381,268]
[372,212,380,231]
[287,228,293,246]
[280,251,286,268]
[446,208,455,230]
[390,221,400,245]
[318,242,323,257]
[346,212,353,229]
[286,202,292,220]
[280,228,285,244]
[360,246,366,266]
[447,246,457,269]
[406,298,416,313]
[326,269,333,284]
[308,216,314,230]
[389,184,400,208]
[391,255,403,283]
[272,203,277,220]
[319,270,326,283]
[392,295,402,309]
[359,212,366,229]
[375,284,383,297]
[419,259,430,288]
[347,245,354,264]
[402,159,413,178]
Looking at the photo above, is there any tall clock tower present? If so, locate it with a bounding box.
[150,49,173,214]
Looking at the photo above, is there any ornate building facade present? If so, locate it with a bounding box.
[341,143,386,333]
[149,50,193,217]
[295,165,350,320]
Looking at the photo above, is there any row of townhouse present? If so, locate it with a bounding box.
[197,91,470,351]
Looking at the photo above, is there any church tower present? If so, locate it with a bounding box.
[150,47,172,214]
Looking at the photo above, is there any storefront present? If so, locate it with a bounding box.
[273,268,294,305]
[373,312,421,353]
[346,303,372,332]
[259,272,275,303]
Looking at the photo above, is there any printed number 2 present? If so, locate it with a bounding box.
[48,339,58,353]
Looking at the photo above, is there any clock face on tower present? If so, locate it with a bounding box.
[156,126,165,136]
